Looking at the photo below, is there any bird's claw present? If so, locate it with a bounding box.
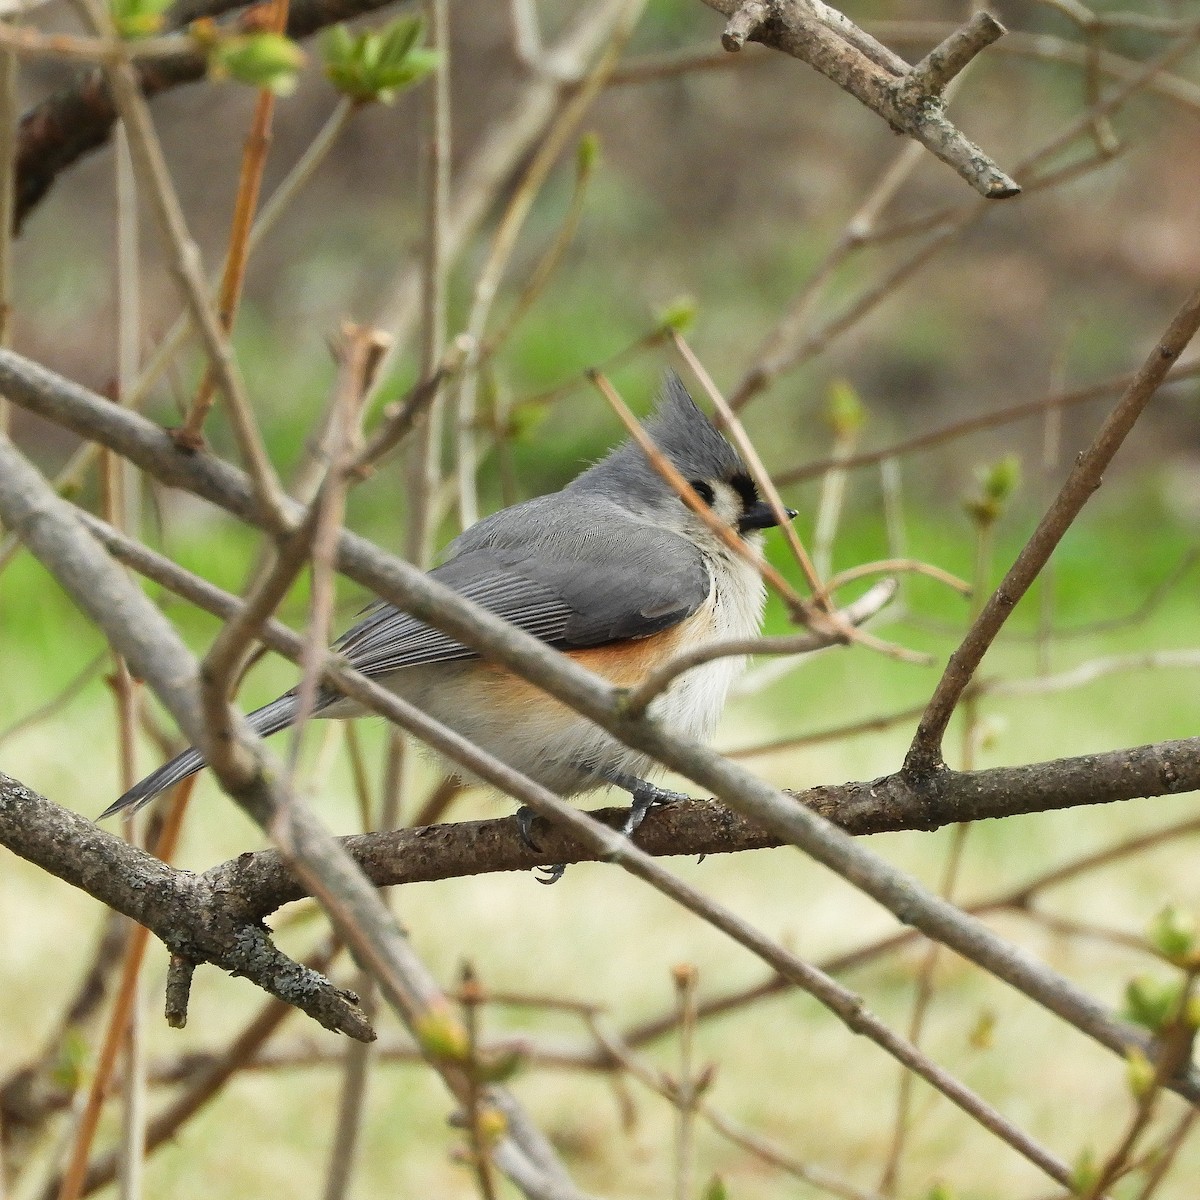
[522,775,692,884]
[518,806,566,883]
[515,805,542,852]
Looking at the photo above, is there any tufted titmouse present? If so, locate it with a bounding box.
[102,373,793,853]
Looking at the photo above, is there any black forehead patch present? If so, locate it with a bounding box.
[730,472,759,507]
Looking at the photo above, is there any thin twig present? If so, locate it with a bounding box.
[906,277,1200,772]
[724,700,928,758]
[53,779,193,1200]
[0,652,107,750]
[403,0,452,569]
[176,0,291,448]
[455,38,621,529]
[459,966,500,1200]
[1130,1107,1199,1200]
[69,0,288,530]
[320,975,375,1200]
[981,652,1200,697]
[672,331,827,602]
[622,578,898,717]
[286,325,379,779]
[776,359,1200,486]
[671,964,699,1200]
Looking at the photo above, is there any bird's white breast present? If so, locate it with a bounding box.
[645,548,766,744]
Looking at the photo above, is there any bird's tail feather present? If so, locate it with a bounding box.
[98,694,300,819]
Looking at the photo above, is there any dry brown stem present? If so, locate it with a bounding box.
[175,0,291,449]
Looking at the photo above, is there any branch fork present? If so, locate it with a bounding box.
[711,1,1019,198]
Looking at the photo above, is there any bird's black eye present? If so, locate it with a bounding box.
[688,480,715,506]
[730,472,759,509]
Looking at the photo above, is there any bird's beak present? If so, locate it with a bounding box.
[739,501,797,533]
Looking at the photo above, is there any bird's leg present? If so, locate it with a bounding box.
[600,769,690,837]
[519,770,691,886]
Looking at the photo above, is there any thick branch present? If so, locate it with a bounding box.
[203,735,1200,913]
[14,0,403,230]
[0,771,372,1039]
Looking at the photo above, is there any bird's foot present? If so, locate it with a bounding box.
[607,773,690,837]
[520,772,692,885]
[517,806,567,884]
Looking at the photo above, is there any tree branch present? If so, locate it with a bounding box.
[702,0,1019,198]
[14,0,406,230]
[199,735,1200,911]
[0,770,373,1039]
[906,276,1200,772]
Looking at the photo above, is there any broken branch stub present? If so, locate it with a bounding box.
[709,0,1020,199]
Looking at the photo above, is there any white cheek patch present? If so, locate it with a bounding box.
[710,481,742,527]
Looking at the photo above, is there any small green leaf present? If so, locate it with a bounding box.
[322,18,439,104]
[111,0,174,39]
[473,1047,525,1084]
[967,1007,996,1050]
[50,1028,91,1090]
[981,453,1021,502]
[377,16,423,66]
[1125,1045,1156,1098]
[1186,994,1200,1030]
[475,1106,508,1145]
[1149,905,1197,964]
[964,453,1021,526]
[825,378,866,439]
[323,24,355,68]
[1070,1146,1098,1194]
[576,132,601,175]
[1123,975,1183,1034]
[506,402,548,441]
[656,294,696,333]
[700,1174,728,1200]
[209,33,306,95]
[414,1010,471,1061]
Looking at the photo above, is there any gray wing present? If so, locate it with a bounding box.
[333,496,711,678]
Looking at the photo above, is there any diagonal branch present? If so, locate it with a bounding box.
[905,276,1200,773]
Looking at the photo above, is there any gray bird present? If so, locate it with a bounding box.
[102,373,792,876]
